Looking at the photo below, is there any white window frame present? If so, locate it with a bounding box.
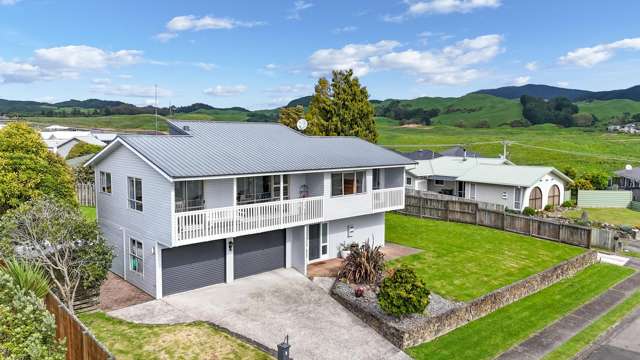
[331,171,367,197]
[127,177,143,212]
[129,238,143,275]
[514,187,522,210]
[470,183,477,200]
[99,171,112,194]
[321,223,328,257]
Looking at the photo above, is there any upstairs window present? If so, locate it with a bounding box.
[372,169,381,190]
[406,177,412,186]
[331,171,366,196]
[127,177,143,212]
[99,171,112,194]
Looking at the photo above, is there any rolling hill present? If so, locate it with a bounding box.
[474,84,640,102]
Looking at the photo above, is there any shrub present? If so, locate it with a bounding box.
[544,204,555,212]
[0,259,50,298]
[66,142,102,160]
[522,207,537,216]
[562,200,576,208]
[337,242,385,285]
[0,272,66,359]
[378,267,430,317]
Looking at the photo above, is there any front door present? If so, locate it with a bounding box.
[308,223,328,262]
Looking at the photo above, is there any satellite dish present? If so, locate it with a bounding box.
[626,164,633,170]
[296,118,308,131]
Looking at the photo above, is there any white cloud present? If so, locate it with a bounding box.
[265,84,312,95]
[195,62,217,71]
[559,37,640,67]
[92,78,111,85]
[385,0,500,22]
[203,85,247,96]
[0,60,45,83]
[513,76,530,86]
[557,81,569,87]
[525,61,538,71]
[154,32,178,42]
[117,74,133,79]
[265,63,278,70]
[34,45,143,69]
[368,34,503,84]
[308,40,401,77]
[288,1,313,20]
[91,84,173,98]
[0,0,20,5]
[166,15,264,32]
[333,26,357,34]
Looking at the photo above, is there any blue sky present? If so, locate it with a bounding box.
[1,0,639,109]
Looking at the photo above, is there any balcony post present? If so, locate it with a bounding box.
[280,174,284,226]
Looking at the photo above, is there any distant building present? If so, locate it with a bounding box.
[608,123,639,134]
[401,149,441,160]
[613,165,640,201]
[39,126,114,158]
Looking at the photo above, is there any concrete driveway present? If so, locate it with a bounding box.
[583,308,640,360]
[110,268,409,360]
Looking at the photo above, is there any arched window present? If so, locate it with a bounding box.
[529,187,543,209]
[548,185,561,207]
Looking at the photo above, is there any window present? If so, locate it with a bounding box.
[434,179,445,186]
[528,187,543,209]
[331,171,366,196]
[406,177,412,186]
[236,175,288,204]
[514,187,522,209]
[127,177,143,211]
[129,238,143,274]
[321,223,328,256]
[372,169,381,190]
[548,185,561,206]
[175,180,204,212]
[470,183,476,200]
[99,171,112,194]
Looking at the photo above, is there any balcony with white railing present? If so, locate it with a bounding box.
[372,187,405,212]
[172,196,324,246]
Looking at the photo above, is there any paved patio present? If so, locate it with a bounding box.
[109,268,409,360]
[307,243,421,278]
[98,272,153,312]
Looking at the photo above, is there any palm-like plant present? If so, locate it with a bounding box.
[337,242,385,285]
[0,258,50,298]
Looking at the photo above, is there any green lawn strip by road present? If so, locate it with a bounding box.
[386,213,585,301]
[407,263,634,360]
[79,312,273,360]
[543,290,640,360]
[564,207,640,228]
[80,206,96,222]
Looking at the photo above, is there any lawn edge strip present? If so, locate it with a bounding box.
[544,290,640,360]
[331,251,597,349]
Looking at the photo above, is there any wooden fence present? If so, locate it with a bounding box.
[406,189,505,212]
[44,292,113,360]
[401,193,592,248]
[75,183,96,207]
[590,228,617,250]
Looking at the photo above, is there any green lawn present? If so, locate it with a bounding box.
[407,263,635,360]
[564,207,640,227]
[80,206,96,221]
[543,290,640,360]
[377,119,640,175]
[79,312,273,360]
[386,213,586,301]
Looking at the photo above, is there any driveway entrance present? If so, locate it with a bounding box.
[110,268,408,360]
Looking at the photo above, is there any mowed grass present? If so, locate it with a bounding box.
[386,213,585,301]
[80,206,96,222]
[377,119,640,174]
[564,207,640,227]
[407,263,635,360]
[543,290,640,360]
[79,312,273,360]
[26,114,170,131]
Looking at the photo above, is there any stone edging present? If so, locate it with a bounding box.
[331,250,598,349]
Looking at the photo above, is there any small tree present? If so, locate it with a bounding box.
[66,141,102,160]
[278,105,305,131]
[0,197,113,313]
[378,267,430,317]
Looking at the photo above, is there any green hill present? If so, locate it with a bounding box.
[576,99,640,124]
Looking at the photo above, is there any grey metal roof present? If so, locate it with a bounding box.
[457,164,572,187]
[440,146,481,158]
[615,167,640,181]
[401,149,441,160]
[103,120,414,178]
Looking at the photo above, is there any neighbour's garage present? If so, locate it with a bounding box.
[161,240,226,296]
[234,230,285,279]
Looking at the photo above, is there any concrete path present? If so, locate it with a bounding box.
[581,307,640,360]
[496,261,640,360]
[109,268,409,360]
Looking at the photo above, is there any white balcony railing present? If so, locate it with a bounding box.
[372,187,405,212]
[173,196,324,245]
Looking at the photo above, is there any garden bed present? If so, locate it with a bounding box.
[331,251,598,349]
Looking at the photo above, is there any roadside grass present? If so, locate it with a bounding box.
[80,206,96,222]
[543,290,640,360]
[386,213,585,301]
[79,312,273,360]
[377,119,640,175]
[563,207,640,227]
[407,263,635,360]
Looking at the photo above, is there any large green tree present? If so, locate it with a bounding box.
[278,105,305,131]
[0,122,76,214]
[307,69,378,143]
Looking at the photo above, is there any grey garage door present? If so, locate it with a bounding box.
[162,240,226,296]
[234,230,285,279]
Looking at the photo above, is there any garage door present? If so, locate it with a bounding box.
[234,230,285,279]
[162,240,226,296]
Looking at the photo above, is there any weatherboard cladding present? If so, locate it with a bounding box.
[117,120,414,178]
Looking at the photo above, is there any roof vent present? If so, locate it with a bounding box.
[626,164,633,171]
[182,125,191,132]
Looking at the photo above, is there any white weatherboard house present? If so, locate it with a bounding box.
[86,121,413,298]
[406,156,572,212]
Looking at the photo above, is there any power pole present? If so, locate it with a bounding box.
[154,84,158,135]
[502,140,512,159]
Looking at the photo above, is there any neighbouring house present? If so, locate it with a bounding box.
[40,128,115,158]
[400,149,441,160]
[608,123,640,134]
[85,120,414,298]
[406,156,572,212]
[439,146,481,158]
[612,165,640,201]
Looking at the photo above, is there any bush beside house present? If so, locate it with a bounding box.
[378,267,430,317]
